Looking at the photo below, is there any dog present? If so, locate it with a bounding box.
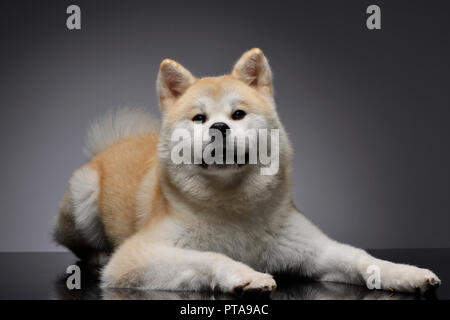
[53,48,440,294]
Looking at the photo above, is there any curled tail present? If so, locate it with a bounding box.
[83,107,160,159]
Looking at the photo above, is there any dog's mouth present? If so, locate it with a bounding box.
[199,150,250,169]
[199,162,247,170]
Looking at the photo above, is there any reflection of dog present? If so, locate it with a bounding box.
[53,49,440,294]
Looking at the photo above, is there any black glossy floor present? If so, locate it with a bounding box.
[0,249,448,300]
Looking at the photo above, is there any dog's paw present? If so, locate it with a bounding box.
[233,273,277,294]
[380,265,441,293]
[219,268,276,295]
[406,268,441,293]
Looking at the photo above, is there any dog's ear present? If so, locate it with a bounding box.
[157,59,195,110]
[232,48,273,96]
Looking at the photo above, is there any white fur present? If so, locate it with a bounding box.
[103,202,440,293]
[83,107,160,159]
[69,166,106,249]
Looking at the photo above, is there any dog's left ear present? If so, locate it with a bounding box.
[232,48,273,96]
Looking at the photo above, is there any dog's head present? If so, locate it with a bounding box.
[157,49,291,184]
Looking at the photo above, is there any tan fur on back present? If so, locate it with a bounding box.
[88,132,159,247]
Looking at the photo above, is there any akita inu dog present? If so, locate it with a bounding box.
[54,48,440,294]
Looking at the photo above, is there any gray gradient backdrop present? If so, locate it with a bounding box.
[0,0,449,251]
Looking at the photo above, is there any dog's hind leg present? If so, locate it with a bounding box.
[53,166,111,266]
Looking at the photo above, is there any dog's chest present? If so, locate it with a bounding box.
[170,217,276,267]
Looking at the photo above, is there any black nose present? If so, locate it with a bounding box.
[209,122,230,138]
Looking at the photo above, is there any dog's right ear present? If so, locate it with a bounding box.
[157,59,195,110]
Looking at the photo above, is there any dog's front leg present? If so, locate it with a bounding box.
[101,231,276,293]
[270,208,440,293]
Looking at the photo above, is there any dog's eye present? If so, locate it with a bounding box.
[231,110,246,120]
[192,114,206,123]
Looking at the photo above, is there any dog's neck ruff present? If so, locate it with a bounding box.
[158,160,290,217]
